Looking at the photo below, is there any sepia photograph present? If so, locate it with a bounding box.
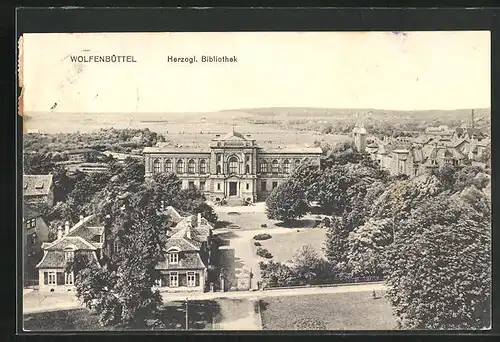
[18,30,491,331]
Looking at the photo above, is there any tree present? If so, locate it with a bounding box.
[346,218,392,278]
[290,245,334,285]
[265,180,309,223]
[23,152,55,175]
[383,187,491,329]
[68,186,169,328]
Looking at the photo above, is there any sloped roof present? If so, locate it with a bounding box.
[36,250,100,269]
[165,237,200,251]
[165,206,183,224]
[23,175,53,197]
[259,147,323,154]
[143,146,211,154]
[447,138,468,148]
[156,252,206,270]
[46,236,97,251]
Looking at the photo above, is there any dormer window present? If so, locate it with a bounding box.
[169,252,179,264]
[35,182,44,189]
[65,250,74,262]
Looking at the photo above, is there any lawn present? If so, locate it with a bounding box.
[216,210,318,232]
[23,300,218,331]
[258,228,327,262]
[259,291,397,330]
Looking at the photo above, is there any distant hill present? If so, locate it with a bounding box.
[219,107,491,121]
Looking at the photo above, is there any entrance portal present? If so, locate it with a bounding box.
[229,182,238,196]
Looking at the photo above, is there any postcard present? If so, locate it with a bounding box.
[19,31,491,332]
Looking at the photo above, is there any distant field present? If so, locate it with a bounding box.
[23,107,490,136]
[23,111,352,147]
[259,291,397,330]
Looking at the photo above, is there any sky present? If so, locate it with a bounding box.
[20,31,490,113]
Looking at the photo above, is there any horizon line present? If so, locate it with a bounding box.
[23,107,491,115]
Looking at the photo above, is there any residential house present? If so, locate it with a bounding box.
[155,208,214,293]
[36,215,104,292]
[23,175,55,208]
[23,204,50,278]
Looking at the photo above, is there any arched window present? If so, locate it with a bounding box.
[228,156,239,174]
[216,165,221,174]
[245,165,250,174]
[259,160,268,174]
[188,159,196,174]
[165,159,173,173]
[271,160,279,174]
[283,159,291,174]
[200,159,207,174]
[153,159,161,174]
[176,160,184,174]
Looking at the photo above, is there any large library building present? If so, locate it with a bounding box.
[143,130,323,204]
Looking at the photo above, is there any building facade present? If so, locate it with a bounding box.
[143,130,323,204]
[36,215,104,292]
[155,208,215,293]
[23,204,50,280]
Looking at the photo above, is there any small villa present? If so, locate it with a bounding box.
[155,208,214,293]
[35,215,104,292]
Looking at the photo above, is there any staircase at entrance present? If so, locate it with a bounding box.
[226,197,244,206]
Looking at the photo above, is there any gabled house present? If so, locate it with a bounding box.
[155,208,214,293]
[23,204,50,279]
[23,175,55,208]
[35,215,105,292]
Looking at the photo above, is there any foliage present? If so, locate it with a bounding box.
[67,185,170,328]
[346,218,392,278]
[253,233,272,241]
[259,261,301,287]
[383,187,491,329]
[291,245,335,285]
[259,245,335,287]
[265,180,310,223]
[254,241,262,247]
[256,247,273,259]
[23,152,55,175]
[23,128,163,155]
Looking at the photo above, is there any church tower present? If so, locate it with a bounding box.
[352,113,367,153]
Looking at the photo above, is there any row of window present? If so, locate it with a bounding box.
[153,159,208,174]
[152,157,303,175]
[43,271,74,286]
[154,272,198,288]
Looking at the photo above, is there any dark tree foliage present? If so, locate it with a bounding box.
[67,186,169,327]
[383,188,491,329]
[265,180,310,223]
[23,152,55,175]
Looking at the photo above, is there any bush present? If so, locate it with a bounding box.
[254,242,262,247]
[253,233,272,241]
[256,247,273,259]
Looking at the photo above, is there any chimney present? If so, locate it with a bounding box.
[64,221,70,235]
[197,213,202,227]
[57,225,63,239]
